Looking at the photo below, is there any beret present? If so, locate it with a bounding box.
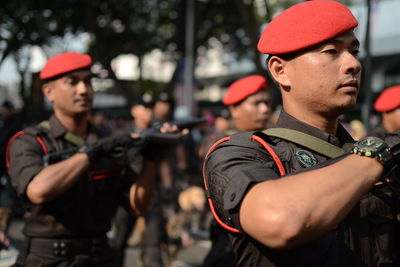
[40,52,92,80]
[258,0,358,55]
[223,75,268,105]
[374,86,400,112]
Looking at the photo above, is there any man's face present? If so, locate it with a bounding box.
[132,104,153,129]
[282,32,361,117]
[230,90,271,131]
[43,70,94,117]
[154,101,171,122]
[384,108,400,132]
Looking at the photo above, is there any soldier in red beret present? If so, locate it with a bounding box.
[200,74,271,157]
[371,86,400,137]
[204,1,400,266]
[7,52,179,266]
[223,75,271,132]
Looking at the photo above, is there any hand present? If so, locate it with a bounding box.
[79,133,137,161]
[141,123,186,161]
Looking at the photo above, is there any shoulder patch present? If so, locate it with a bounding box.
[295,149,318,168]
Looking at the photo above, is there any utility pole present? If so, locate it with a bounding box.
[361,0,372,131]
[183,0,195,116]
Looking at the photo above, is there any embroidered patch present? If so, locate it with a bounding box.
[296,149,317,168]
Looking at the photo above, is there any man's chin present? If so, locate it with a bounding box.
[334,102,357,116]
[74,109,91,117]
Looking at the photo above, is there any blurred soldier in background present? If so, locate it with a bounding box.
[112,94,154,267]
[223,75,271,132]
[139,92,177,267]
[199,75,271,160]
[153,92,173,124]
[7,52,178,266]
[371,85,400,137]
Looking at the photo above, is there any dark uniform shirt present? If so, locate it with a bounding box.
[205,111,400,267]
[8,115,135,238]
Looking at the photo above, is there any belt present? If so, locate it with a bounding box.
[28,236,109,257]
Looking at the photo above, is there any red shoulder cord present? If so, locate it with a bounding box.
[202,134,286,233]
[6,131,48,173]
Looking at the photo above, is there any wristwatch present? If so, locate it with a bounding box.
[352,136,392,166]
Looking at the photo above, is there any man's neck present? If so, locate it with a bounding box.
[284,105,339,135]
[54,110,88,137]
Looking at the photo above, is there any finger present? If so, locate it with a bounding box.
[160,123,178,133]
[182,128,190,135]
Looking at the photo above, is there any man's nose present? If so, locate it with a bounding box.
[76,81,90,94]
[343,52,361,76]
[260,102,269,113]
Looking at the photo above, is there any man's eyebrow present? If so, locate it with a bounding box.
[322,38,360,47]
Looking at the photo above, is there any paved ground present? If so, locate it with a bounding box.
[0,218,210,267]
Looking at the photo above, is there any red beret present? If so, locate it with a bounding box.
[258,1,358,55]
[223,75,268,105]
[374,86,400,112]
[40,52,92,80]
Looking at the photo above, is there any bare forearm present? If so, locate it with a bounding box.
[241,154,383,248]
[129,160,157,215]
[26,153,90,204]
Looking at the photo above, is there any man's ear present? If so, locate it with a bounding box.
[228,105,238,120]
[42,82,54,102]
[268,56,291,88]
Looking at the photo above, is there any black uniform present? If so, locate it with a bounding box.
[205,111,400,267]
[8,115,135,266]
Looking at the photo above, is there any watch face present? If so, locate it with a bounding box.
[355,137,385,156]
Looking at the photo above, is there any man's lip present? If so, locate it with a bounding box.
[340,80,359,89]
[74,99,90,104]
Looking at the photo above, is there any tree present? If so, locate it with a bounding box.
[0,0,325,114]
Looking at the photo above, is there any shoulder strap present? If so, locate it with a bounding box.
[203,133,286,233]
[264,128,345,159]
[39,120,84,147]
[37,120,50,130]
[63,132,85,147]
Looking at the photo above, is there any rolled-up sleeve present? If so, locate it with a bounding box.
[204,132,280,231]
[8,133,45,198]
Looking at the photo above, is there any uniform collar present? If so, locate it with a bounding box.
[275,110,354,147]
[49,115,98,144]
[49,114,69,138]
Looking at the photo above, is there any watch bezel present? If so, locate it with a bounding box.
[353,136,387,157]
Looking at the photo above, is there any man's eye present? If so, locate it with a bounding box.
[323,49,337,55]
[352,49,360,57]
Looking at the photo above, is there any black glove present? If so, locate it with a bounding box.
[79,133,136,162]
[381,131,400,176]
